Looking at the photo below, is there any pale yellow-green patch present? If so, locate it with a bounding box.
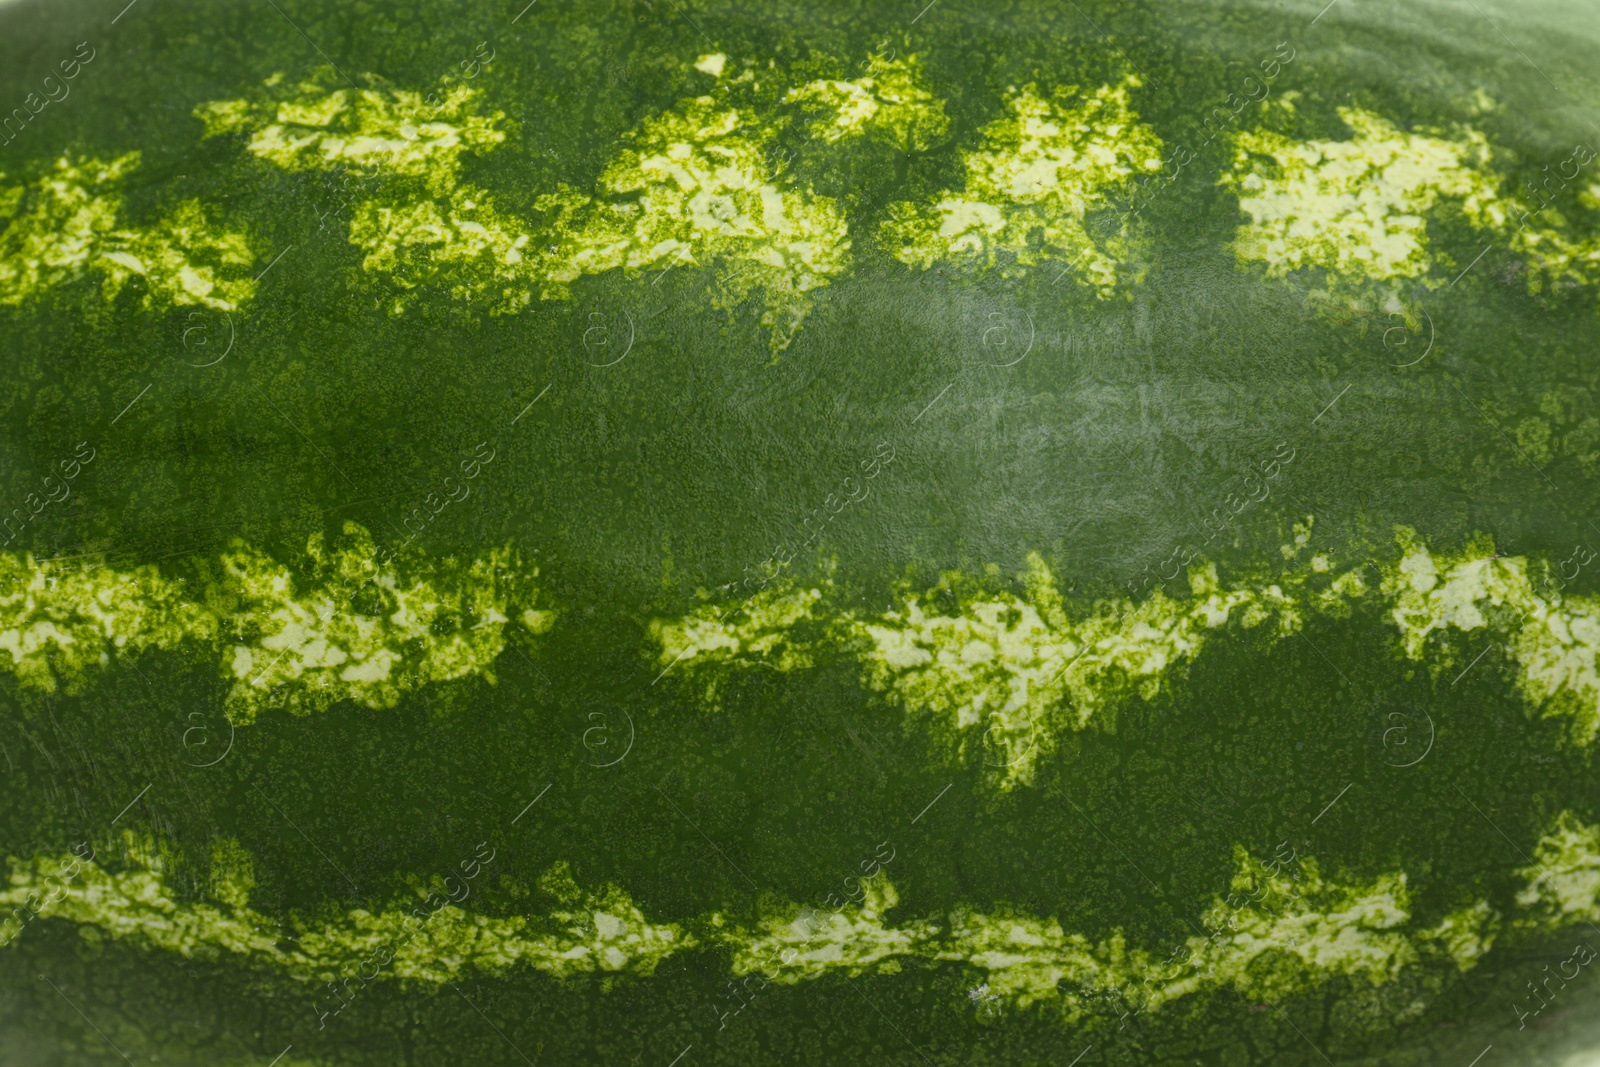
[1514,811,1600,929]
[652,530,1600,764]
[0,834,285,962]
[1492,389,1600,478]
[0,154,254,311]
[297,861,689,984]
[528,861,690,977]
[1462,178,1600,299]
[196,77,505,190]
[1422,901,1500,972]
[725,874,936,983]
[784,53,949,152]
[646,549,1376,788]
[1379,527,1600,745]
[216,522,547,723]
[695,53,727,78]
[0,832,1575,1017]
[0,548,215,693]
[193,97,254,139]
[208,837,258,912]
[552,94,852,349]
[850,556,1081,784]
[118,198,256,310]
[0,526,549,719]
[1223,107,1500,289]
[1179,849,1419,1005]
[648,583,827,708]
[879,76,1162,295]
[720,846,1507,1018]
[942,848,1487,1013]
[1508,210,1600,295]
[1,154,131,304]
[938,907,1123,1012]
[349,183,609,314]
[326,81,850,346]
[0,839,688,984]
[349,183,542,314]
[850,554,1312,790]
[1382,528,1513,659]
[1515,603,1600,745]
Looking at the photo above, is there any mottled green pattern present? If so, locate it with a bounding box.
[880,76,1161,293]
[1223,105,1498,293]
[1515,812,1600,928]
[1,2,1598,1063]
[197,75,505,184]
[784,52,949,151]
[0,154,254,310]
[0,836,687,984]
[20,809,1590,1023]
[204,68,853,345]
[0,525,551,720]
[729,841,1507,1016]
[649,583,828,707]
[217,523,551,721]
[0,547,215,693]
[560,89,852,346]
[178,63,1599,356]
[649,528,1600,784]
[1384,528,1600,745]
[1467,175,1600,298]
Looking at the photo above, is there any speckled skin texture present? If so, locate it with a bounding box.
[2,0,1599,1064]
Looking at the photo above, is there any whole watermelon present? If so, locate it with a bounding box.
[0,0,1598,1064]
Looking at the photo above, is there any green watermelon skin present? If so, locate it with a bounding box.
[1,0,1599,1063]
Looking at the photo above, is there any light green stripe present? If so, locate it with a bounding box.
[0,522,553,720]
[650,525,1600,788]
[0,153,254,310]
[879,74,1162,294]
[0,834,688,985]
[9,812,1598,1017]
